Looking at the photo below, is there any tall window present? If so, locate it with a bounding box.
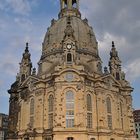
[48,95,54,129]
[30,98,34,127]
[116,72,120,80]
[106,97,111,113]
[30,98,34,115]
[106,97,112,129]
[120,102,123,129]
[21,74,26,82]
[67,53,72,63]
[66,91,74,128]
[87,94,92,128]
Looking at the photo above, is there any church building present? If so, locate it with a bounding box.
[7,0,136,140]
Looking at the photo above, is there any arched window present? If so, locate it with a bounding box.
[67,137,74,140]
[66,91,74,128]
[30,98,34,127]
[106,97,112,129]
[90,138,96,140]
[67,53,72,63]
[48,95,54,129]
[87,94,92,128]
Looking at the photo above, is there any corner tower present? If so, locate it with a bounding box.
[8,1,136,140]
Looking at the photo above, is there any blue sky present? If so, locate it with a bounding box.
[0,0,140,114]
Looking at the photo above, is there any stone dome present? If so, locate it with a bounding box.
[42,16,98,57]
[38,1,102,76]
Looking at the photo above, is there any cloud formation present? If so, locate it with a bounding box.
[81,0,140,81]
[0,0,37,16]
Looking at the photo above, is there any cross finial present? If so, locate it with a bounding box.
[26,42,28,47]
[25,42,29,52]
[112,41,115,47]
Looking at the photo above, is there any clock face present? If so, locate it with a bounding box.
[67,44,72,50]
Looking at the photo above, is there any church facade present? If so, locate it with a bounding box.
[7,0,136,140]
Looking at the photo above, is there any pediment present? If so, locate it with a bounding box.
[104,74,121,87]
[97,74,121,88]
[20,75,42,90]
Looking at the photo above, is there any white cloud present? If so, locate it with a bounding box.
[6,0,31,15]
[14,17,33,30]
[124,59,140,81]
[0,52,19,76]
[0,92,10,97]
[0,0,38,16]
[0,80,3,86]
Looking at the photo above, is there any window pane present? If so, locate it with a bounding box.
[30,116,34,127]
[106,97,111,114]
[66,91,74,101]
[66,103,74,109]
[66,119,74,128]
[120,102,123,116]
[87,113,92,128]
[49,95,54,112]
[48,113,53,128]
[67,53,72,62]
[107,115,112,129]
[87,94,92,111]
[66,91,74,128]
[30,98,34,115]
[66,110,74,115]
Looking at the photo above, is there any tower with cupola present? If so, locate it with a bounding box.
[19,43,32,83]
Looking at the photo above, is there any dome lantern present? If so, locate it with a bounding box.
[59,0,81,18]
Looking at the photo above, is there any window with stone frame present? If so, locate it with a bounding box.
[30,98,34,127]
[107,115,112,129]
[106,97,112,129]
[48,95,54,129]
[67,53,72,63]
[116,72,120,80]
[87,94,92,111]
[30,116,34,128]
[120,102,124,129]
[30,98,34,115]
[106,97,111,114]
[87,94,92,128]
[66,91,74,128]
[48,95,54,112]
[87,113,92,128]
[21,74,26,82]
